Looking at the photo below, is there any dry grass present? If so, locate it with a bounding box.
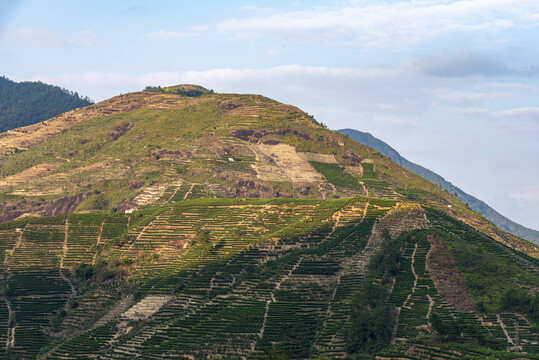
[252,144,324,183]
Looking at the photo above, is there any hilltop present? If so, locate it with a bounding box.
[0,76,93,133]
[338,128,539,245]
[0,86,535,257]
[0,86,537,359]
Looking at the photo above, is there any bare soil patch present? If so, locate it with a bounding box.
[426,233,476,311]
[251,144,324,183]
[0,163,60,187]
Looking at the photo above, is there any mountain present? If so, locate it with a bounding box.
[0,76,93,133]
[0,86,537,359]
[338,128,539,245]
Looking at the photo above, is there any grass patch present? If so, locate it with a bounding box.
[309,161,360,189]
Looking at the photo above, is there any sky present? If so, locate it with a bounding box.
[1,0,538,231]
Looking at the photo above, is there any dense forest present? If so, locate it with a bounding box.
[0,76,93,133]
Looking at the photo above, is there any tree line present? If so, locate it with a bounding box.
[0,76,93,133]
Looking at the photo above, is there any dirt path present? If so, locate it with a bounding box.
[426,294,434,320]
[5,227,25,350]
[183,183,195,201]
[258,209,346,342]
[60,219,77,310]
[403,242,418,307]
[258,256,303,340]
[60,220,68,270]
[92,218,106,265]
[497,314,515,345]
[127,220,156,250]
[4,253,14,350]
[167,186,180,203]
[313,202,378,355]
[319,205,366,325]
[359,181,368,197]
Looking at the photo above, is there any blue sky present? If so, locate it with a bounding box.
[1,0,539,230]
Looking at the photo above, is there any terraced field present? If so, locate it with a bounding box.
[0,198,537,359]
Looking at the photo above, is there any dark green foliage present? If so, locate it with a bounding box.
[359,162,387,189]
[91,193,109,210]
[501,288,539,324]
[347,229,406,354]
[0,198,536,358]
[73,263,95,280]
[348,283,392,353]
[0,76,92,133]
[144,84,214,97]
[309,161,360,188]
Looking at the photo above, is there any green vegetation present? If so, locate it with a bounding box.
[0,75,92,133]
[427,209,539,324]
[0,87,537,359]
[144,84,214,97]
[0,198,536,358]
[309,161,360,189]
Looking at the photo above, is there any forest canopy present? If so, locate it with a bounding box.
[0,76,93,133]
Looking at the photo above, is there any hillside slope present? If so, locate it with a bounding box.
[0,86,537,359]
[0,198,537,359]
[0,87,536,257]
[338,128,539,245]
[0,76,92,133]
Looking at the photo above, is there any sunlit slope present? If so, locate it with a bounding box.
[0,87,535,257]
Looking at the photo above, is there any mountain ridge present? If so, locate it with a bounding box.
[338,128,539,245]
[0,76,93,133]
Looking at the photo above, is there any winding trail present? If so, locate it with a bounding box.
[5,227,25,350]
[60,219,77,310]
[426,295,434,320]
[92,218,106,266]
[497,314,515,345]
[258,256,302,340]
[402,242,418,308]
[182,183,195,201]
[320,203,368,324]
[127,222,153,250]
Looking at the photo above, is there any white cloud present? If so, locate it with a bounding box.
[510,185,539,201]
[6,28,97,47]
[432,90,486,106]
[454,107,490,116]
[494,107,539,119]
[145,30,195,40]
[217,0,535,46]
[144,25,208,40]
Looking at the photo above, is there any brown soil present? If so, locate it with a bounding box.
[0,163,61,187]
[0,192,91,223]
[426,233,476,311]
[251,144,324,184]
[108,123,134,141]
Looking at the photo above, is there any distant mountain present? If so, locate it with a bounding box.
[0,76,93,133]
[338,128,539,245]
